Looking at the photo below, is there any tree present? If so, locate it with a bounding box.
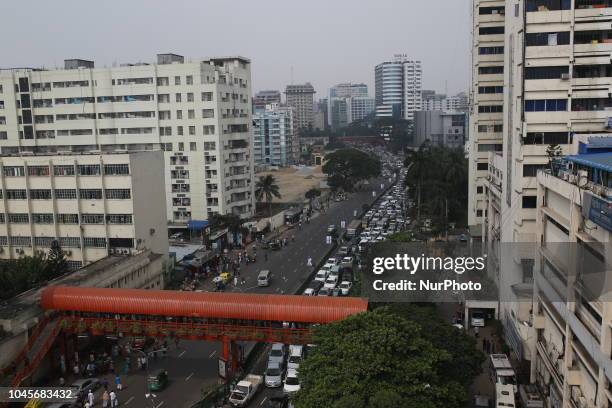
[208,214,246,246]
[546,144,562,171]
[255,175,281,216]
[46,240,68,280]
[305,188,321,208]
[294,309,468,408]
[322,148,381,192]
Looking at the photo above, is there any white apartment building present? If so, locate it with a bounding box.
[468,0,506,236]
[252,103,296,167]
[285,83,315,131]
[0,151,168,269]
[375,55,422,121]
[532,152,611,408]
[422,91,469,112]
[0,54,255,227]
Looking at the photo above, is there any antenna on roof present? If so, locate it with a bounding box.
[290,66,294,85]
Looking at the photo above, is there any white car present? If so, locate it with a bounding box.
[283,368,300,394]
[303,288,316,296]
[339,281,352,295]
[326,257,340,266]
[314,270,328,282]
[324,275,338,289]
[341,257,353,265]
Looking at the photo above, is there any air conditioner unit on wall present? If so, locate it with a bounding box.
[561,73,570,80]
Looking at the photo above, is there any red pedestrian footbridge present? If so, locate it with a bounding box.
[1,286,368,388]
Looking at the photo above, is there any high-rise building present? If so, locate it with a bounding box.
[0,151,169,269]
[252,103,296,167]
[330,83,368,98]
[0,55,255,225]
[467,1,506,236]
[413,111,466,149]
[374,55,422,121]
[252,90,281,112]
[285,83,315,132]
[422,91,469,112]
[328,83,374,130]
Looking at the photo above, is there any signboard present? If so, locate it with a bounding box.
[218,358,227,379]
[585,192,612,232]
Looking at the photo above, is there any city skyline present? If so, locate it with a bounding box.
[0,0,471,97]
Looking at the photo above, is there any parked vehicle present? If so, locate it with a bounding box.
[268,343,286,367]
[287,345,303,370]
[489,354,517,394]
[324,275,338,290]
[518,384,543,408]
[471,311,486,327]
[339,281,352,295]
[283,369,300,394]
[258,270,271,287]
[314,270,329,282]
[495,383,516,408]
[229,374,263,407]
[265,361,284,388]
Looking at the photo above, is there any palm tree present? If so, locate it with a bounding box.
[255,175,282,216]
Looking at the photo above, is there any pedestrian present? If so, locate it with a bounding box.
[307,257,313,267]
[233,276,238,287]
[474,326,480,338]
[109,390,118,407]
[114,374,122,390]
[87,389,94,406]
[102,390,109,408]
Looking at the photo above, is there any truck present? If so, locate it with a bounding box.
[228,374,263,407]
[495,383,516,408]
[489,354,517,394]
[346,220,362,238]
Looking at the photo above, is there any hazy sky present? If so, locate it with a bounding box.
[0,0,470,98]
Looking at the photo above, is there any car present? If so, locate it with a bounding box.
[317,287,332,296]
[337,246,350,256]
[287,345,303,370]
[303,287,316,296]
[307,280,324,291]
[268,343,286,367]
[331,288,342,297]
[324,275,338,289]
[314,270,329,282]
[339,281,352,295]
[327,225,336,234]
[70,378,100,400]
[265,393,289,408]
[283,368,300,394]
[147,369,169,391]
[169,233,184,241]
[265,361,284,388]
[459,234,468,242]
[326,257,340,266]
[341,257,353,265]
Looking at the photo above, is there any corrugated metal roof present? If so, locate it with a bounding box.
[566,153,612,173]
[40,286,368,324]
[587,136,612,149]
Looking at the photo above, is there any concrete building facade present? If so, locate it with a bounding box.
[375,55,422,121]
[252,103,296,167]
[0,55,255,226]
[0,151,168,269]
[285,83,315,131]
[414,110,467,149]
[253,90,281,112]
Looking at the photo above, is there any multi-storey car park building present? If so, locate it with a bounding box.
[468,0,506,237]
[533,151,611,408]
[252,103,296,167]
[0,151,168,269]
[0,54,255,228]
[375,55,422,121]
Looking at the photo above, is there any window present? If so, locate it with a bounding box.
[0,116,5,125]
[478,144,503,152]
[188,109,195,119]
[77,165,101,176]
[54,189,77,199]
[189,126,196,136]
[203,125,215,135]
[186,75,193,85]
[8,213,29,223]
[523,164,547,177]
[174,76,181,86]
[526,32,570,46]
[526,0,571,12]
[27,166,50,176]
[202,92,213,101]
[34,237,55,247]
[187,92,194,102]
[476,210,483,217]
[204,141,216,150]
[57,214,79,224]
[478,105,503,113]
[178,142,184,151]
[479,6,504,14]
[479,26,504,35]
[115,77,153,85]
[157,77,169,86]
[106,214,133,224]
[494,124,503,132]
[29,189,52,200]
[525,66,569,80]
[478,86,504,94]
[477,186,484,194]
[32,213,54,224]
[522,196,537,208]
[176,110,183,120]
[109,238,134,248]
[83,238,106,248]
[524,132,571,145]
[158,94,170,103]
[202,109,214,118]
[6,189,27,199]
[477,163,489,171]
[36,130,55,139]
[572,98,612,112]
[190,142,197,151]
[10,236,31,247]
[104,164,129,175]
[0,236,6,246]
[175,93,182,103]
[478,125,489,133]
[0,131,7,140]
[479,46,504,55]
[159,126,172,136]
[81,214,104,224]
[159,111,171,120]
[59,237,81,248]
[479,66,504,75]
[79,189,103,200]
[3,166,25,177]
[105,189,131,199]
[177,126,184,136]
[54,165,75,176]
[66,261,82,270]
[525,99,567,112]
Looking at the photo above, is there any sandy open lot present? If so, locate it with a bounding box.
[256,165,327,203]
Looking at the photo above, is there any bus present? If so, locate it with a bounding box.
[495,383,516,407]
[489,354,517,394]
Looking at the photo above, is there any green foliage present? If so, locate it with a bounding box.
[294,309,470,408]
[255,174,282,215]
[0,245,69,301]
[405,143,468,226]
[386,232,413,242]
[322,148,381,192]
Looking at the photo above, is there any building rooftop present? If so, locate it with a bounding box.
[566,153,612,173]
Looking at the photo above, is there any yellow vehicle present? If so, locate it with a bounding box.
[25,399,43,408]
[212,271,232,284]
